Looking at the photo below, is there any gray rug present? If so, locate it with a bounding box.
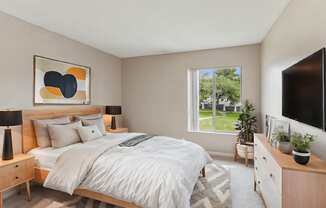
[45,163,231,208]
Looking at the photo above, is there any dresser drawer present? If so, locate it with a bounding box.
[261,174,282,208]
[255,138,282,194]
[0,158,34,190]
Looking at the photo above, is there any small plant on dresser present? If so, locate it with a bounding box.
[273,128,292,154]
[291,133,314,165]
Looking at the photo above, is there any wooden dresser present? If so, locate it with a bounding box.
[254,134,326,208]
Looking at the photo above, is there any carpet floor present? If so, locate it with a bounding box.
[4,157,264,208]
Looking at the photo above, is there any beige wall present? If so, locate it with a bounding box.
[0,12,122,155]
[122,44,261,154]
[261,0,326,159]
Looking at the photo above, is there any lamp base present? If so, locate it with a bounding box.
[111,116,116,130]
[2,128,13,160]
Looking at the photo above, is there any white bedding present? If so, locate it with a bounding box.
[28,143,84,169]
[42,133,212,208]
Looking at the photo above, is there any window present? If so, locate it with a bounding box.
[188,67,241,133]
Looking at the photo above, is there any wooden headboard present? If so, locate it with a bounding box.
[22,106,103,153]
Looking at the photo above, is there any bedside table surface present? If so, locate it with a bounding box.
[0,154,34,167]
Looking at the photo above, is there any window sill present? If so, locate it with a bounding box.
[187,130,238,136]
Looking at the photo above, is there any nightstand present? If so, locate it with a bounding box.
[107,128,129,133]
[0,154,34,208]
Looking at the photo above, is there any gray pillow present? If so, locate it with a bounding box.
[75,114,102,121]
[77,125,102,142]
[81,117,106,135]
[33,116,71,148]
[48,121,82,148]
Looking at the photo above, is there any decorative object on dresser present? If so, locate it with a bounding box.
[0,110,22,160]
[290,133,314,165]
[0,154,34,208]
[107,128,128,133]
[106,106,122,130]
[254,134,326,208]
[268,118,290,148]
[234,100,257,166]
[34,56,91,105]
[273,128,292,154]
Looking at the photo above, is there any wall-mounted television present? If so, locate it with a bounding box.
[282,48,325,130]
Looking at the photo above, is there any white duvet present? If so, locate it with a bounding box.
[44,133,212,208]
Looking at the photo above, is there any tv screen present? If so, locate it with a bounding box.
[282,48,325,129]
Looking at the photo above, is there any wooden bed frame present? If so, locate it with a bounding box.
[22,106,205,208]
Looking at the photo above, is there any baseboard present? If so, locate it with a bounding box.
[208,151,233,158]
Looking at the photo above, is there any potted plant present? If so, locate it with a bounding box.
[273,129,292,154]
[234,100,257,164]
[291,133,314,165]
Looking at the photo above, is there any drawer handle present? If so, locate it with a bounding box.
[15,176,19,179]
[257,180,261,184]
[255,167,258,170]
[269,173,273,178]
[262,156,267,160]
[15,165,19,168]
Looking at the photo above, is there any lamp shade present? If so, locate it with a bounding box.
[0,110,22,126]
[106,106,122,115]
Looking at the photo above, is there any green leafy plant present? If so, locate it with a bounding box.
[291,133,314,153]
[235,100,257,144]
[273,129,290,143]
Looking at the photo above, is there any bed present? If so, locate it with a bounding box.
[22,106,211,208]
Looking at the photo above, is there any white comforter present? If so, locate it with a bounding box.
[44,133,212,208]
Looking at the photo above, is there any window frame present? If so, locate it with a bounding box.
[188,66,242,134]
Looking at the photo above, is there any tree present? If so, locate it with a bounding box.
[215,68,240,104]
[199,68,240,105]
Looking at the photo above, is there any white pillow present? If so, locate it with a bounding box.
[48,121,82,148]
[81,117,106,135]
[77,125,102,142]
[33,116,71,148]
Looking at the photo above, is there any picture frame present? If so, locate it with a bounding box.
[33,56,91,105]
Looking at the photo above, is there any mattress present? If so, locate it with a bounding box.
[28,143,85,170]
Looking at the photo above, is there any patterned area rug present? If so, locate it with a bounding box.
[45,163,231,208]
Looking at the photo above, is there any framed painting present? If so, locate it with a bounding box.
[34,56,91,105]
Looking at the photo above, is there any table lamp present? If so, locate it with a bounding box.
[0,110,22,160]
[106,106,121,130]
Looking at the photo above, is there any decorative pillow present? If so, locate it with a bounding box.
[75,114,102,121]
[77,125,102,142]
[33,116,71,148]
[48,121,82,148]
[81,117,106,135]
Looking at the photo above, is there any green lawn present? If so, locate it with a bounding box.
[199,110,240,132]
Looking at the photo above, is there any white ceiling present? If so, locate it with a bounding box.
[0,0,290,58]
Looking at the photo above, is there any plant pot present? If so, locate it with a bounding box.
[236,143,254,159]
[292,150,311,165]
[277,142,292,154]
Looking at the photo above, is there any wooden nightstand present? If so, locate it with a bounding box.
[0,154,34,208]
[107,128,129,133]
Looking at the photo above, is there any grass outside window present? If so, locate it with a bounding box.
[199,109,240,132]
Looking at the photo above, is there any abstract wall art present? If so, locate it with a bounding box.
[34,56,90,105]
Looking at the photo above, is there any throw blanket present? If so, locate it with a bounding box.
[119,134,155,147]
[44,133,212,208]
